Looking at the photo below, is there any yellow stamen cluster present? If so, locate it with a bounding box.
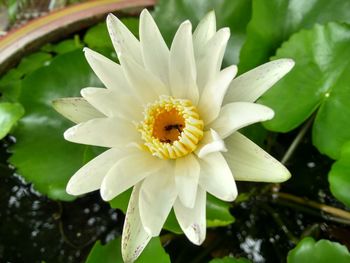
[138,95,204,159]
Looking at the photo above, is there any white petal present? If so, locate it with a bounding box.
[83,48,130,93]
[106,14,143,65]
[198,152,237,202]
[224,59,295,103]
[174,186,206,245]
[140,9,170,86]
[80,87,142,121]
[175,154,200,208]
[66,148,123,195]
[209,102,274,139]
[195,129,227,158]
[196,28,230,93]
[198,65,237,124]
[224,132,291,182]
[52,97,104,124]
[100,151,164,201]
[169,21,199,104]
[64,117,139,148]
[139,162,177,236]
[193,11,216,57]
[120,55,169,104]
[122,183,151,263]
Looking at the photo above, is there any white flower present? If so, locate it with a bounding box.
[53,9,294,263]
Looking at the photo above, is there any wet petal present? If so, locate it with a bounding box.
[198,152,237,202]
[140,9,170,86]
[52,97,104,124]
[224,59,295,103]
[122,183,151,263]
[64,117,139,148]
[198,65,237,124]
[139,162,177,236]
[195,129,227,158]
[224,132,291,182]
[81,87,142,121]
[175,154,200,208]
[209,102,274,139]
[66,148,123,195]
[174,186,206,245]
[84,48,130,92]
[169,21,199,104]
[106,14,143,65]
[100,150,164,201]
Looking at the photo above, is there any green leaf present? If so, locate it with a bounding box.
[206,194,235,227]
[52,37,83,54]
[239,0,350,73]
[209,256,251,263]
[329,142,350,207]
[0,102,25,139]
[16,52,52,75]
[259,22,350,159]
[287,237,350,263]
[86,237,170,263]
[9,49,102,201]
[153,0,252,65]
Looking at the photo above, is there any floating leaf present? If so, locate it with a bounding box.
[239,0,350,73]
[0,102,24,139]
[329,142,350,207]
[209,257,251,263]
[9,50,102,201]
[153,0,252,65]
[287,237,350,263]
[86,237,170,263]
[259,22,350,159]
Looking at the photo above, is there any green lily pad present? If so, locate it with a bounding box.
[153,0,252,65]
[9,50,102,201]
[110,191,234,234]
[0,102,24,139]
[239,0,350,73]
[287,237,350,263]
[329,142,350,207]
[259,22,350,159]
[209,257,251,263]
[86,237,170,263]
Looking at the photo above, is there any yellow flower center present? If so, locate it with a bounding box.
[138,95,204,159]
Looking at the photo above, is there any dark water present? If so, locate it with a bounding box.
[0,131,349,263]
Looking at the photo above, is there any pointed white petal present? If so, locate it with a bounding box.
[80,87,142,121]
[52,97,104,124]
[198,152,237,202]
[169,21,199,104]
[140,9,170,86]
[175,154,200,208]
[120,55,169,104]
[196,28,230,93]
[174,186,206,245]
[139,162,177,236]
[106,14,143,65]
[122,183,151,263]
[224,59,295,103]
[100,151,164,201]
[195,129,227,158]
[209,102,274,139]
[64,117,139,148]
[198,65,237,124]
[224,132,291,182]
[193,11,216,56]
[66,148,123,195]
[83,48,130,92]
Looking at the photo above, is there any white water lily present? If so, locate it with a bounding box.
[53,9,294,262]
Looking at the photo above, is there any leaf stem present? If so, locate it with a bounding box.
[274,192,350,222]
[281,115,314,165]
